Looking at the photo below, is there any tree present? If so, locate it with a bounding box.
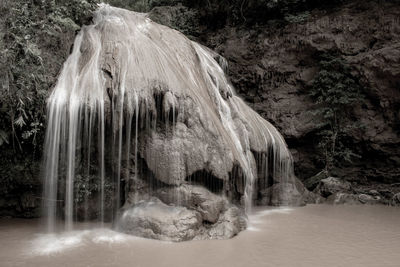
[309,53,364,173]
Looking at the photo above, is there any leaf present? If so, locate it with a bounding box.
[14,115,26,128]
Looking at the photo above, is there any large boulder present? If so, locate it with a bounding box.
[196,205,246,240]
[117,196,246,241]
[117,198,202,242]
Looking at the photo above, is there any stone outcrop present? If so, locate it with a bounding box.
[38,4,308,238]
[117,198,202,241]
[117,188,247,241]
[155,185,227,223]
[314,177,353,198]
[311,177,400,205]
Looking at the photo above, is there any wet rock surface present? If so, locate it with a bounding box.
[312,177,400,205]
[117,186,247,242]
[37,4,308,237]
[156,185,227,223]
[258,180,309,206]
[117,198,202,241]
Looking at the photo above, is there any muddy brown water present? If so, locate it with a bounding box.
[1,204,399,267]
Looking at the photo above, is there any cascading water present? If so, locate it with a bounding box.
[42,4,302,236]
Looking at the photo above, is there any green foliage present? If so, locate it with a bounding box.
[0,1,98,216]
[0,148,41,195]
[0,0,98,155]
[309,53,364,172]
[210,0,343,25]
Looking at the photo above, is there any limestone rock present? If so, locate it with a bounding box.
[196,205,246,240]
[156,185,227,223]
[117,198,202,242]
[117,197,246,241]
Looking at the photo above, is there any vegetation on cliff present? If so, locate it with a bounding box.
[0,0,97,217]
[309,53,364,173]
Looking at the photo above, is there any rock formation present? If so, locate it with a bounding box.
[3,0,399,219]
[41,4,306,240]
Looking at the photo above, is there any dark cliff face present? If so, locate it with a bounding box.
[147,0,400,186]
[204,1,400,185]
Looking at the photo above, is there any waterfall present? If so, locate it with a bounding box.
[42,4,296,232]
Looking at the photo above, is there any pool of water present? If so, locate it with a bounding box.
[1,204,399,267]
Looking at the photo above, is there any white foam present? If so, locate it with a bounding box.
[252,207,293,218]
[247,207,293,231]
[27,229,132,256]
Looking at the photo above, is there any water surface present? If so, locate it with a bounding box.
[1,205,399,267]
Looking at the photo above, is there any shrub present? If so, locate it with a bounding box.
[0,0,98,155]
[309,53,364,172]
